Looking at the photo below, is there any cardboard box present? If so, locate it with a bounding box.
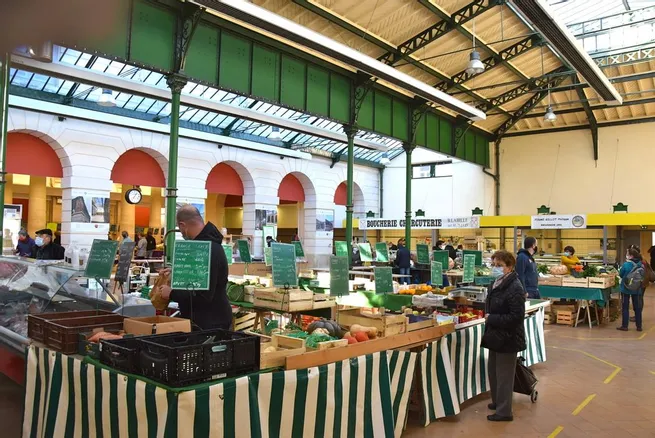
[124,316,191,335]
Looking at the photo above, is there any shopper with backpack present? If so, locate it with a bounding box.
[617,248,645,332]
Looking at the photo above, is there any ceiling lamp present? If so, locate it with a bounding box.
[465,18,485,76]
[544,105,557,122]
[97,89,116,107]
[269,126,281,139]
[379,152,391,165]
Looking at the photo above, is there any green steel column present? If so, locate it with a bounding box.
[0,54,9,236]
[403,142,415,251]
[344,125,356,258]
[165,74,187,261]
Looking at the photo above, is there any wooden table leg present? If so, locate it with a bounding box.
[575,301,583,328]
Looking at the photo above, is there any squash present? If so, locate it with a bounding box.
[307,319,341,337]
[350,324,378,339]
[354,332,369,342]
[345,336,358,344]
[549,265,568,275]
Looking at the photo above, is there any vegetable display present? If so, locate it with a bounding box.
[307,319,342,337]
[537,264,550,275]
[549,265,568,275]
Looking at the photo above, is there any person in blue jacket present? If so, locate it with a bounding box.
[395,238,411,284]
[617,248,644,332]
[15,230,35,257]
[515,236,539,298]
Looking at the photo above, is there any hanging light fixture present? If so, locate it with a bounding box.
[465,18,484,75]
[379,152,390,165]
[269,126,281,139]
[540,46,556,122]
[97,89,116,107]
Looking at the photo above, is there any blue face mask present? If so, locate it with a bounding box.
[491,266,505,278]
[35,237,44,247]
[564,251,571,257]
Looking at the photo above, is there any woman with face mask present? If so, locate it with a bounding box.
[560,246,580,274]
[617,248,644,332]
[481,250,527,422]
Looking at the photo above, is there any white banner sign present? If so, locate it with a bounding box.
[359,216,480,230]
[531,214,587,229]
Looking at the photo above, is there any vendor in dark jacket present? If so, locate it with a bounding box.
[33,229,65,260]
[482,250,526,422]
[516,236,539,298]
[395,238,411,285]
[159,205,232,330]
[15,230,36,257]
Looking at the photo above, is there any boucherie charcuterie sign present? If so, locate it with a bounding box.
[359,216,480,230]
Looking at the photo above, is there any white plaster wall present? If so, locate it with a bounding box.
[4,108,380,257]
[383,147,495,218]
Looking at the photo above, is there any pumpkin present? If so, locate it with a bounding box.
[307,319,341,337]
[345,336,358,344]
[350,324,378,339]
[354,332,369,342]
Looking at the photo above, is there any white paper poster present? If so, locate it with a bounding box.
[531,214,587,229]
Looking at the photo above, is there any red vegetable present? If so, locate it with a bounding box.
[354,332,369,343]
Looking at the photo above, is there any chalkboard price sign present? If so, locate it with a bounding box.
[264,247,272,267]
[375,267,394,295]
[237,239,251,263]
[114,241,136,282]
[358,243,373,262]
[329,256,349,297]
[271,243,298,287]
[416,244,430,265]
[292,241,305,258]
[431,261,443,286]
[171,240,211,290]
[335,241,348,258]
[463,250,482,267]
[433,250,449,270]
[375,242,389,263]
[222,244,233,265]
[463,254,476,283]
[85,239,119,279]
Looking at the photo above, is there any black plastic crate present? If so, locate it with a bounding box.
[138,329,260,387]
[100,336,144,374]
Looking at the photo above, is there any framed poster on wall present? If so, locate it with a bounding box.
[69,189,110,234]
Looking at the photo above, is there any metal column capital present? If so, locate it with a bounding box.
[166,73,188,94]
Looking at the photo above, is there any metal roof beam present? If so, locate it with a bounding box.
[436,35,541,91]
[521,96,655,119]
[573,75,599,160]
[494,72,569,138]
[594,45,655,68]
[291,0,507,117]
[417,0,529,81]
[502,115,655,137]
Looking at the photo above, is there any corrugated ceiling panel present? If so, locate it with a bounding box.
[459,6,531,52]
[508,47,562,78]
[421,32,494,77]
[461,65,522,99]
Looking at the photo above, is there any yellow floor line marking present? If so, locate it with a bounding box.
[548,426,564,438]
[550,324,653,341]
[572,394,596,415]
[649,371,655,376]
[549,346,622,384]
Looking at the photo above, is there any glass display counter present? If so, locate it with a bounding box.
[0,256,154,353]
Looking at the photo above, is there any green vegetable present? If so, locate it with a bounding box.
[537,264,550,275]
[582,265,599,278]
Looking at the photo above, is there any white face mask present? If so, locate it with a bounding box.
[35,237,44,247]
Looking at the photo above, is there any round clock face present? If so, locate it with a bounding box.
[126,189,142,204]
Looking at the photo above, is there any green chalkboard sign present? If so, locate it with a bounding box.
[271,243,298,287]
[292,241,305,258]
[85,239,119,279]
[416,244,430,265]
[463,250,483,266]
[358,243,373,262]
[264,247,272,267]
[335,241,348,258]
[171,240,211,290]
[222,244,233,265]
[237,239,251,263]
[431,261,443,286]
[463,254,476,283]
[375,267,393,295]
[375,242,389,263]
[433,250,449,270]
[329,256,349,297]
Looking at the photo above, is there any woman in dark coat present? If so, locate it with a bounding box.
[482,250,527,422]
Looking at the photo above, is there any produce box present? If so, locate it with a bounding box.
[556,310,576,326]
[562,277,589,288]
[337,308,406,337]
[124,316,191,335]
[406,314,434,332]
[244,285,256,303]
[312,293,337,310]
[538,276,563,286]
[78,328,125,359]
[259,334,306,369]
[28,310,115,343]
[587,276,614,289]
[253,288,314,312]
[543,313,555,325]
[551,303,578,314]
[100,336,144,374]
[45,314,125,354]
[232,312,256,332]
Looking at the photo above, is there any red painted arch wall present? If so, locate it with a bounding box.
[334,182,347,206]
[111,149,165,187]
[278,174,305,202]
[7,133,63,177]
[206,163,244,195]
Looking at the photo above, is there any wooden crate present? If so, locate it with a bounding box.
[562,277,589,288]
[556,310,576,326]
[406,314,435,332]
[544,313,555,325]
[253,288,314,312]
[260,334,306,369]
[587,276,614,289]
[308,339,349,351]
[538,276,563,286]
[232,312,256,331]
[313,293,337,310]
[337,308,407,337]
[243,285,256,303]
